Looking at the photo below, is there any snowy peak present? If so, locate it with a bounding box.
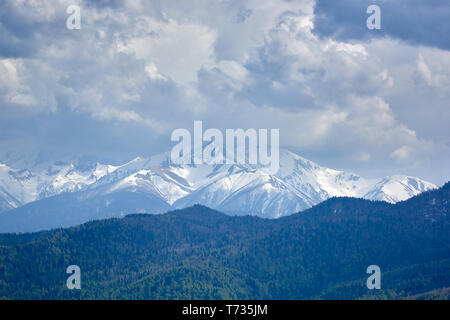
[362,175,437,203]
[0,160,116,210]
[0,149,438,218]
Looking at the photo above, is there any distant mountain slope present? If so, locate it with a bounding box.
[0,182,448,299]
[0,149,437,232]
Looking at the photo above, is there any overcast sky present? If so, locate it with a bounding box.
[0,0,449,185]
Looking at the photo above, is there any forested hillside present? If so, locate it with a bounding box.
[0,183,449,299]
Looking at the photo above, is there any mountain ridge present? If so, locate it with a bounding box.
[0,149,437,232]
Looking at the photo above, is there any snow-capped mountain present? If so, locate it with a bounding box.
[0,160,116,211]
[0,149,436,225]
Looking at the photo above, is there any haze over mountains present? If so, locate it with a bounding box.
[0,149,437,232]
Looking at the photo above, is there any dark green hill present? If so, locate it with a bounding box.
[0,183,449,299]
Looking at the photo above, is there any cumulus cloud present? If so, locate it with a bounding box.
[116,17,217,84]
[390,145,412,163]
[0,58,35,106]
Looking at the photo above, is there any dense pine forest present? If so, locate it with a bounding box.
[0,182,449,300]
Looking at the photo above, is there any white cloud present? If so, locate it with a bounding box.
[390,146,412,163]
[145,63,167,82]
[116,18,217,85]
[417,53,432,86]
[0,59,35,107]
[416,49,450,95]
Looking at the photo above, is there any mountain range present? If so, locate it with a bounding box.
[0,149,437,232]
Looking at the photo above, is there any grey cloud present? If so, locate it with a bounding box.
[0,1,71,58]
